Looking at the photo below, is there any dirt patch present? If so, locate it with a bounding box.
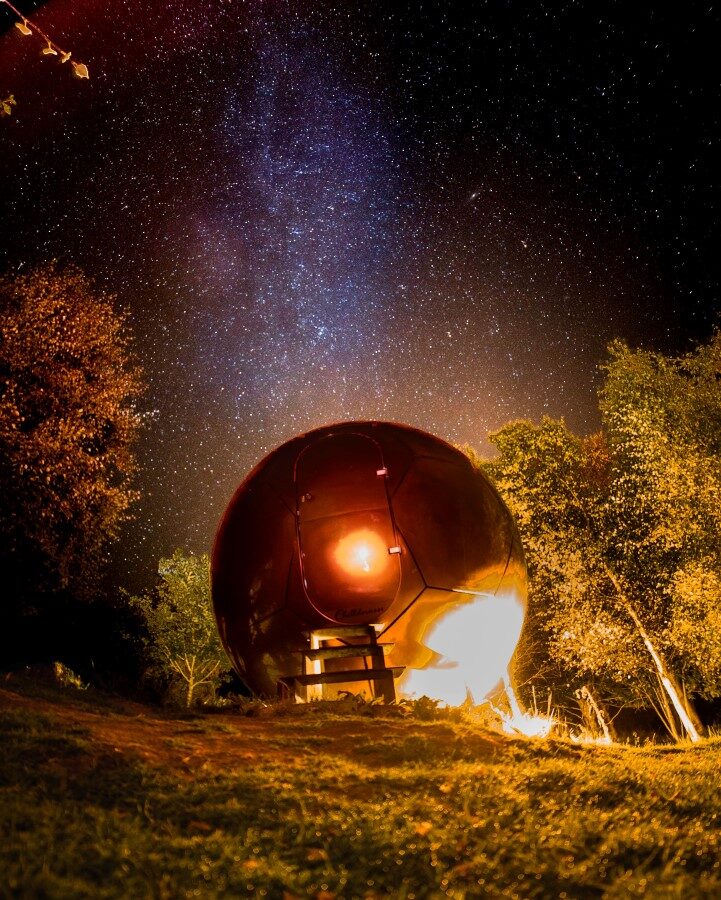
[0,685,508,781]
[0,687,294,776]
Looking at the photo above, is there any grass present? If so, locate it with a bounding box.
[2,679,721,898]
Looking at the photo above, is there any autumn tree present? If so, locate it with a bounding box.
[0,263,144,606]
[129,550,227,707]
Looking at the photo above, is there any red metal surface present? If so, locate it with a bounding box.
[211,421,527,696]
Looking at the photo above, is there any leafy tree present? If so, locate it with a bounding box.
[0,263,144,604]
[481,422,641,697]
[130,550,227,707]
[481,333,721,739]
[483,417,702,741]
[600,333,721,703]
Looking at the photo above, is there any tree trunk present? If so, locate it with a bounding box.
[186,656,196,708]
[577,684,613,742]
[603,564,701,742]
[647,675,681,742]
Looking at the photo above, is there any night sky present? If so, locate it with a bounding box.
[1,1,719,587]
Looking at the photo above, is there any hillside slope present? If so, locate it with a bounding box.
[2,679,721,898]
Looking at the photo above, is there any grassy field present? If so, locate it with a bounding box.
[2,677,721,899]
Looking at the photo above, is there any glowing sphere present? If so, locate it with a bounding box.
[211,421,527,702]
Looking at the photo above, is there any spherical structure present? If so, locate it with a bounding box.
[212,421,527,701]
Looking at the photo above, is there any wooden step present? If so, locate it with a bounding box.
[281,666,405,687]
[303,643,393,661]
[308,625,379,640]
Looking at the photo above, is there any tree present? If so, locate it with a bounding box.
[481,421,645,699]
[481,332,721,739]
[0,263,143,604]
[483,417,702,741]
[130,550,227,707]
[600,333,721,704]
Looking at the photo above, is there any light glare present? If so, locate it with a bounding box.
[333,528,389,577]
[399,591,525,705]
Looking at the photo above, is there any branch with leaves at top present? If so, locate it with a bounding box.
[1,0,88,116]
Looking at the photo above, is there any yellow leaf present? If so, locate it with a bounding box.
[15,21,32,36]
[72,62,90,79]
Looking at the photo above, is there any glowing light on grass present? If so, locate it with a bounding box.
[493,675,558,738]
[399,591,525,706]
[499,711,557,738]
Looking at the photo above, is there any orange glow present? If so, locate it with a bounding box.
[397,590,525,706]
[498,710,557,738]
[333,529,389,577]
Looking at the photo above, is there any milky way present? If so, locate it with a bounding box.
[1,1,719,586]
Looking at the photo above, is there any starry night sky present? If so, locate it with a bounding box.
[1,0,719,587]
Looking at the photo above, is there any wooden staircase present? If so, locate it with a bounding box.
[277,625,404,703]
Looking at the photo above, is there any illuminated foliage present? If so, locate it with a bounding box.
[601,332,721,699]
[0,263,143,601]
[482,332,721,734]
[1,94,17,117]
[482,419,644,691]
[130,550,227,707]
[667,564,721,696]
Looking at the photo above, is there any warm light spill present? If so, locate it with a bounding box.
[399,591,525,706]
[333,529,389,577]
[497,709,557,738]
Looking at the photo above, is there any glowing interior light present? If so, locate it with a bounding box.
[356,544,371,572]
[399,591,525,706]
[334,529,389,577]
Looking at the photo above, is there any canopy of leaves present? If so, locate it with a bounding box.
[0,263,144,601]
[482,418,648,701]
[600,333,721,696]
[481,331,721,714]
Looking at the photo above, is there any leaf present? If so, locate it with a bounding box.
[72,62,90,79]
[42,44,58,56]
[15,21,33,36]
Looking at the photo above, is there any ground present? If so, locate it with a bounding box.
[2,676,721,899]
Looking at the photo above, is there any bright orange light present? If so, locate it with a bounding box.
[333,529,389,577]
[398,590,525,706]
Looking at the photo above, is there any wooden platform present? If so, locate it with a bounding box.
[277,624,405,703]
